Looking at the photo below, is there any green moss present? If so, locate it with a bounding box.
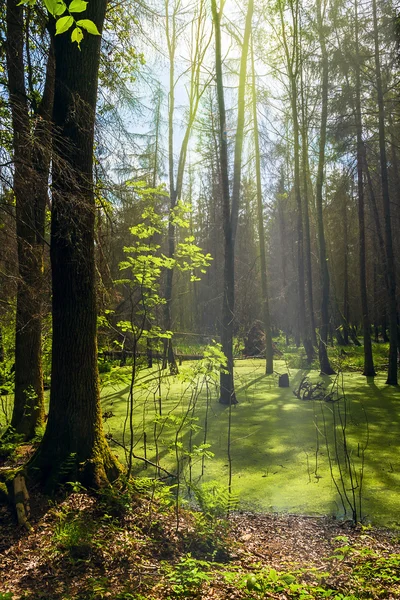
[99,359,400,527]
[0,481,9,504]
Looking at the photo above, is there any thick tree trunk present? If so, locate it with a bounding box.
[251,37,273,374]
[354,0,375,376]
[315,0,335,375]
[372,0,398,385]
[28,1,120,488]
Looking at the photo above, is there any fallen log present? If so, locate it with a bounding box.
[13,472,32,531]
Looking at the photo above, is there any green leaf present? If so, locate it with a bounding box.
[68,0,87,11]
[53,0,67,15]
[71,26,83,47]
[76,18,100,34]
[43,0,57,14]
[55,15,74,34]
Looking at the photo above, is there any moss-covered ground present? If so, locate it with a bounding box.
[99,348,400,528]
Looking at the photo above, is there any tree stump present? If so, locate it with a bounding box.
[278,373,289,387]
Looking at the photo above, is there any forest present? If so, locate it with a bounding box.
[1,0,400,598]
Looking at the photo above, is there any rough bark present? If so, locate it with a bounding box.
[6,0,52,439]
[28,1,121,488]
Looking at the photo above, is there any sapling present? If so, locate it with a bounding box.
[114,182,212,483]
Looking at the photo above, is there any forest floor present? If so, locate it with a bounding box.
[1,478,400,600]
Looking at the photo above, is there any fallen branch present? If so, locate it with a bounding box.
[105,435,176,479]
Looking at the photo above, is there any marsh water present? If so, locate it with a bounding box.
[101,359,400,528]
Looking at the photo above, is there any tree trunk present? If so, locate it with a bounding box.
[300,55,317,347]
[230,0,253,245]
[251,36,273,374]
[372,0,398,385]
[28,2,120,488]
[342,187,350,345]
[212,0,236,405]
[278,0,314,363]
[354,0,375,376]
[6,0,51,439]
[213,0,253,404]
[315,0,335,375]
[163,1,179,374]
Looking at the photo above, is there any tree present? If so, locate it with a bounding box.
[163,0,210,373]
[277,0,314,362]
[251,34,273,374]
[315,0,335,375]
[372,0,398,385]
[353,0,375,376]
[28,1,120,487]
[212,0,253,405]
[5,0,54,439]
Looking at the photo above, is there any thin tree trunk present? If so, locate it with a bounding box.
[213,0,253,405]
[251,36,273,374]
[342,187,350,346]
[277,171,289,342]
[315,0,335,375]
[279,0,313,362]
[6,0,50,439]
[163,0,179,374]
[230,0,253,244]
[163,0,209,373]
[372,0,398,385]
[212,0,236,405]
[354,0,375,376]
[300,50,317,347]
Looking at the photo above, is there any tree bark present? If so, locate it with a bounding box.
[213,0,253,404]
[6,0,52,439]
[372,0,398,385]
[212,0,236,405]
[279,0,314,363]
[251,36,273,374]
[315,0,335,375]
[28,1,121,488]
[342,186,350,346]
[300,49,317,347]
[354,0,375,376]
[162,0,179,374]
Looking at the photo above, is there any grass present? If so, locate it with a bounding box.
[99,346,400,528]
